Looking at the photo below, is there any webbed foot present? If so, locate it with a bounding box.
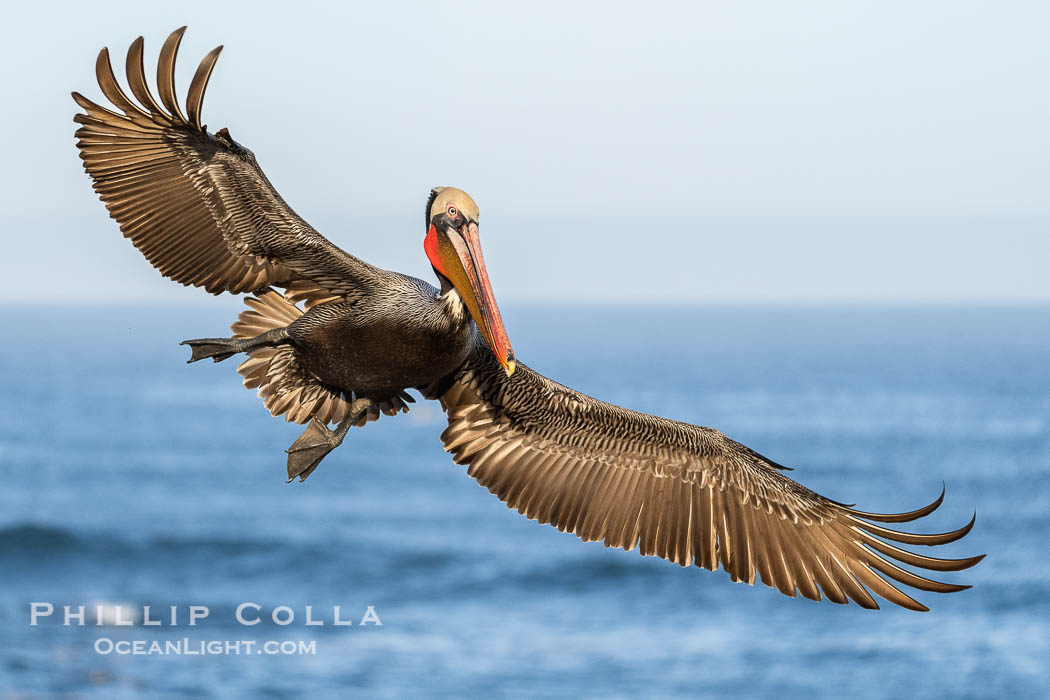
[181,328,290,364]
[286,418,341,482]
[285,398,375,482]
[181,337,239,363]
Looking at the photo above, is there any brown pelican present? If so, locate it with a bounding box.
[73,28,982,611]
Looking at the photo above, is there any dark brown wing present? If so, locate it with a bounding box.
[435,339,983,611]
[72,27,382,298]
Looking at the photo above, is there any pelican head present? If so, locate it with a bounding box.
[424,187,515,376]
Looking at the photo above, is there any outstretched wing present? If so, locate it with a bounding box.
[434,339,983,611]
[73,27,382,298]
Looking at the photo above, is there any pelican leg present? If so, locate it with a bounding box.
[181,328,289,363]
[285,398,374,482]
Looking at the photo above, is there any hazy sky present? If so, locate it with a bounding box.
[3,1,1047,303]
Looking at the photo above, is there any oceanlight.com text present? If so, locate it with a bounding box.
[94,638,317,655]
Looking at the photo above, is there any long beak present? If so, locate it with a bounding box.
[439,222,516,375]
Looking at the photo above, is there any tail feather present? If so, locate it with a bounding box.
[232,290,347,424]
[231,290,412,425]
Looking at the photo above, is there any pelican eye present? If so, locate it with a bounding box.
[447,206,458,218]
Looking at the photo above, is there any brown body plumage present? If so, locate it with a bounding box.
[74,28,982,611]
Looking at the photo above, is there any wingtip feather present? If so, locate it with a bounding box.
[157,26,189,124]
[845,483,946,523]
[187,45,224,131]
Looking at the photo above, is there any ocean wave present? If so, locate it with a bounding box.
[0,521,296,561]
[0,521,467,576]
[0,523,84,554]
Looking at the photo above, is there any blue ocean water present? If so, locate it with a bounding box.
[1,304,1047,698]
